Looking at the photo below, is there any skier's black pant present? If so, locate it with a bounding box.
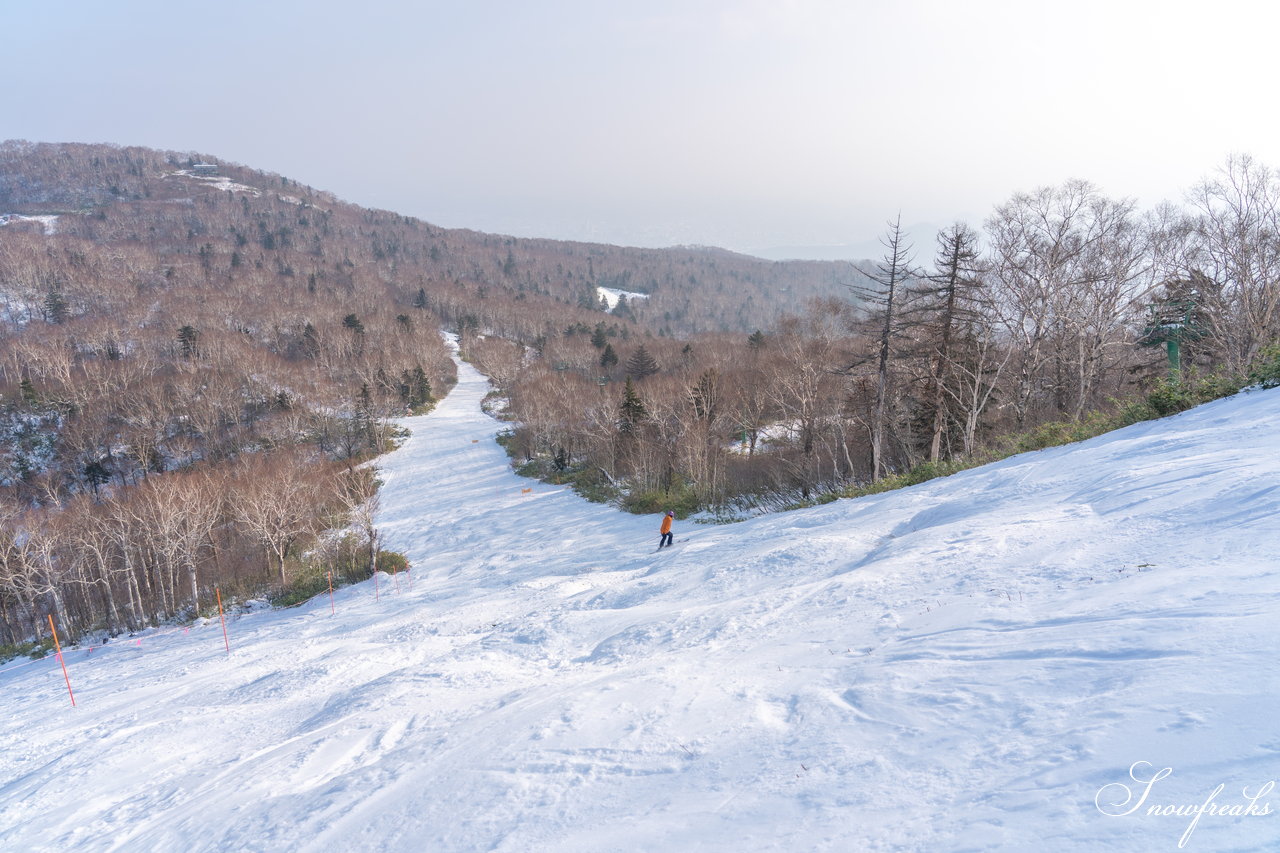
[659,532,673,548]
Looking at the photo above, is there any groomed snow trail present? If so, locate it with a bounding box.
[2,346,1279,852]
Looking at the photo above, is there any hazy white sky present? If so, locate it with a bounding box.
[5,0,1279,256]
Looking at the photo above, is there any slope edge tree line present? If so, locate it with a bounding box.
[0,143,464,648]
[475,157,1280,512]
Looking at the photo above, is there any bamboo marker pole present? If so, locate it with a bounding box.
[47,614,75,707]
[216,588,230,654]
[327,571,335,615]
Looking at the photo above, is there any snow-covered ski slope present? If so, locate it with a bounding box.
[2,351,1279,852]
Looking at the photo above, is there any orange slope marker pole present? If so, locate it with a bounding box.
[216,587,230,654]
[47,614,75,707]
[327,571,335,615]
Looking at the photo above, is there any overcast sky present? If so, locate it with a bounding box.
[5,0,1279,257]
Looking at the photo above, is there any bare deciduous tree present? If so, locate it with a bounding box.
[1185,154,1280,371]
[233,455,321,586]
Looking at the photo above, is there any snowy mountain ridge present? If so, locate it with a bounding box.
[1,348,1278,851]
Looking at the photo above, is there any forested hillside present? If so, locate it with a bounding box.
[0,142,471,645]
[0,140,868,646]
[0,141,868,338]
[474,161,1280,514]
[3,141,1279,649]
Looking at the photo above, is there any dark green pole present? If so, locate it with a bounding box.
[1167,338,1181,380]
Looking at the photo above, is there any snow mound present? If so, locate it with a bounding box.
[1,350,1278,851]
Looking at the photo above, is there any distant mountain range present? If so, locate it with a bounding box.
[0,141,874,337]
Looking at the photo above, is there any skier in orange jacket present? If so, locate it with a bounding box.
[658,510,674,549]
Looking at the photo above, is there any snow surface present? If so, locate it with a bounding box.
[2,344,1279,851]
[725,417,811,454]
[596,286,650,310]
[167,170,262,196]
[0,213,59,235]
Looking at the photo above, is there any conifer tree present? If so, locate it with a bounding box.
[43,289,69,324]
[916,223,986,462]
[343,313,366,356]
[690,368,719,421]
[301,322,320,358]
[177,325,200,359]
[356,383,377,449]
[852,215,918,480]
[626,344,659,379]
[398,366,432,410]
[612,295,635,320]
[618,377,647,433]
[84,459,111,497]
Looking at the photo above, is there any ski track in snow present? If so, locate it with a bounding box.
[2,339,1279,851]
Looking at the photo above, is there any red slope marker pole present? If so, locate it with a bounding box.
[47,614,75,707]
[216,587,230,654]
[327,571,335,615]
